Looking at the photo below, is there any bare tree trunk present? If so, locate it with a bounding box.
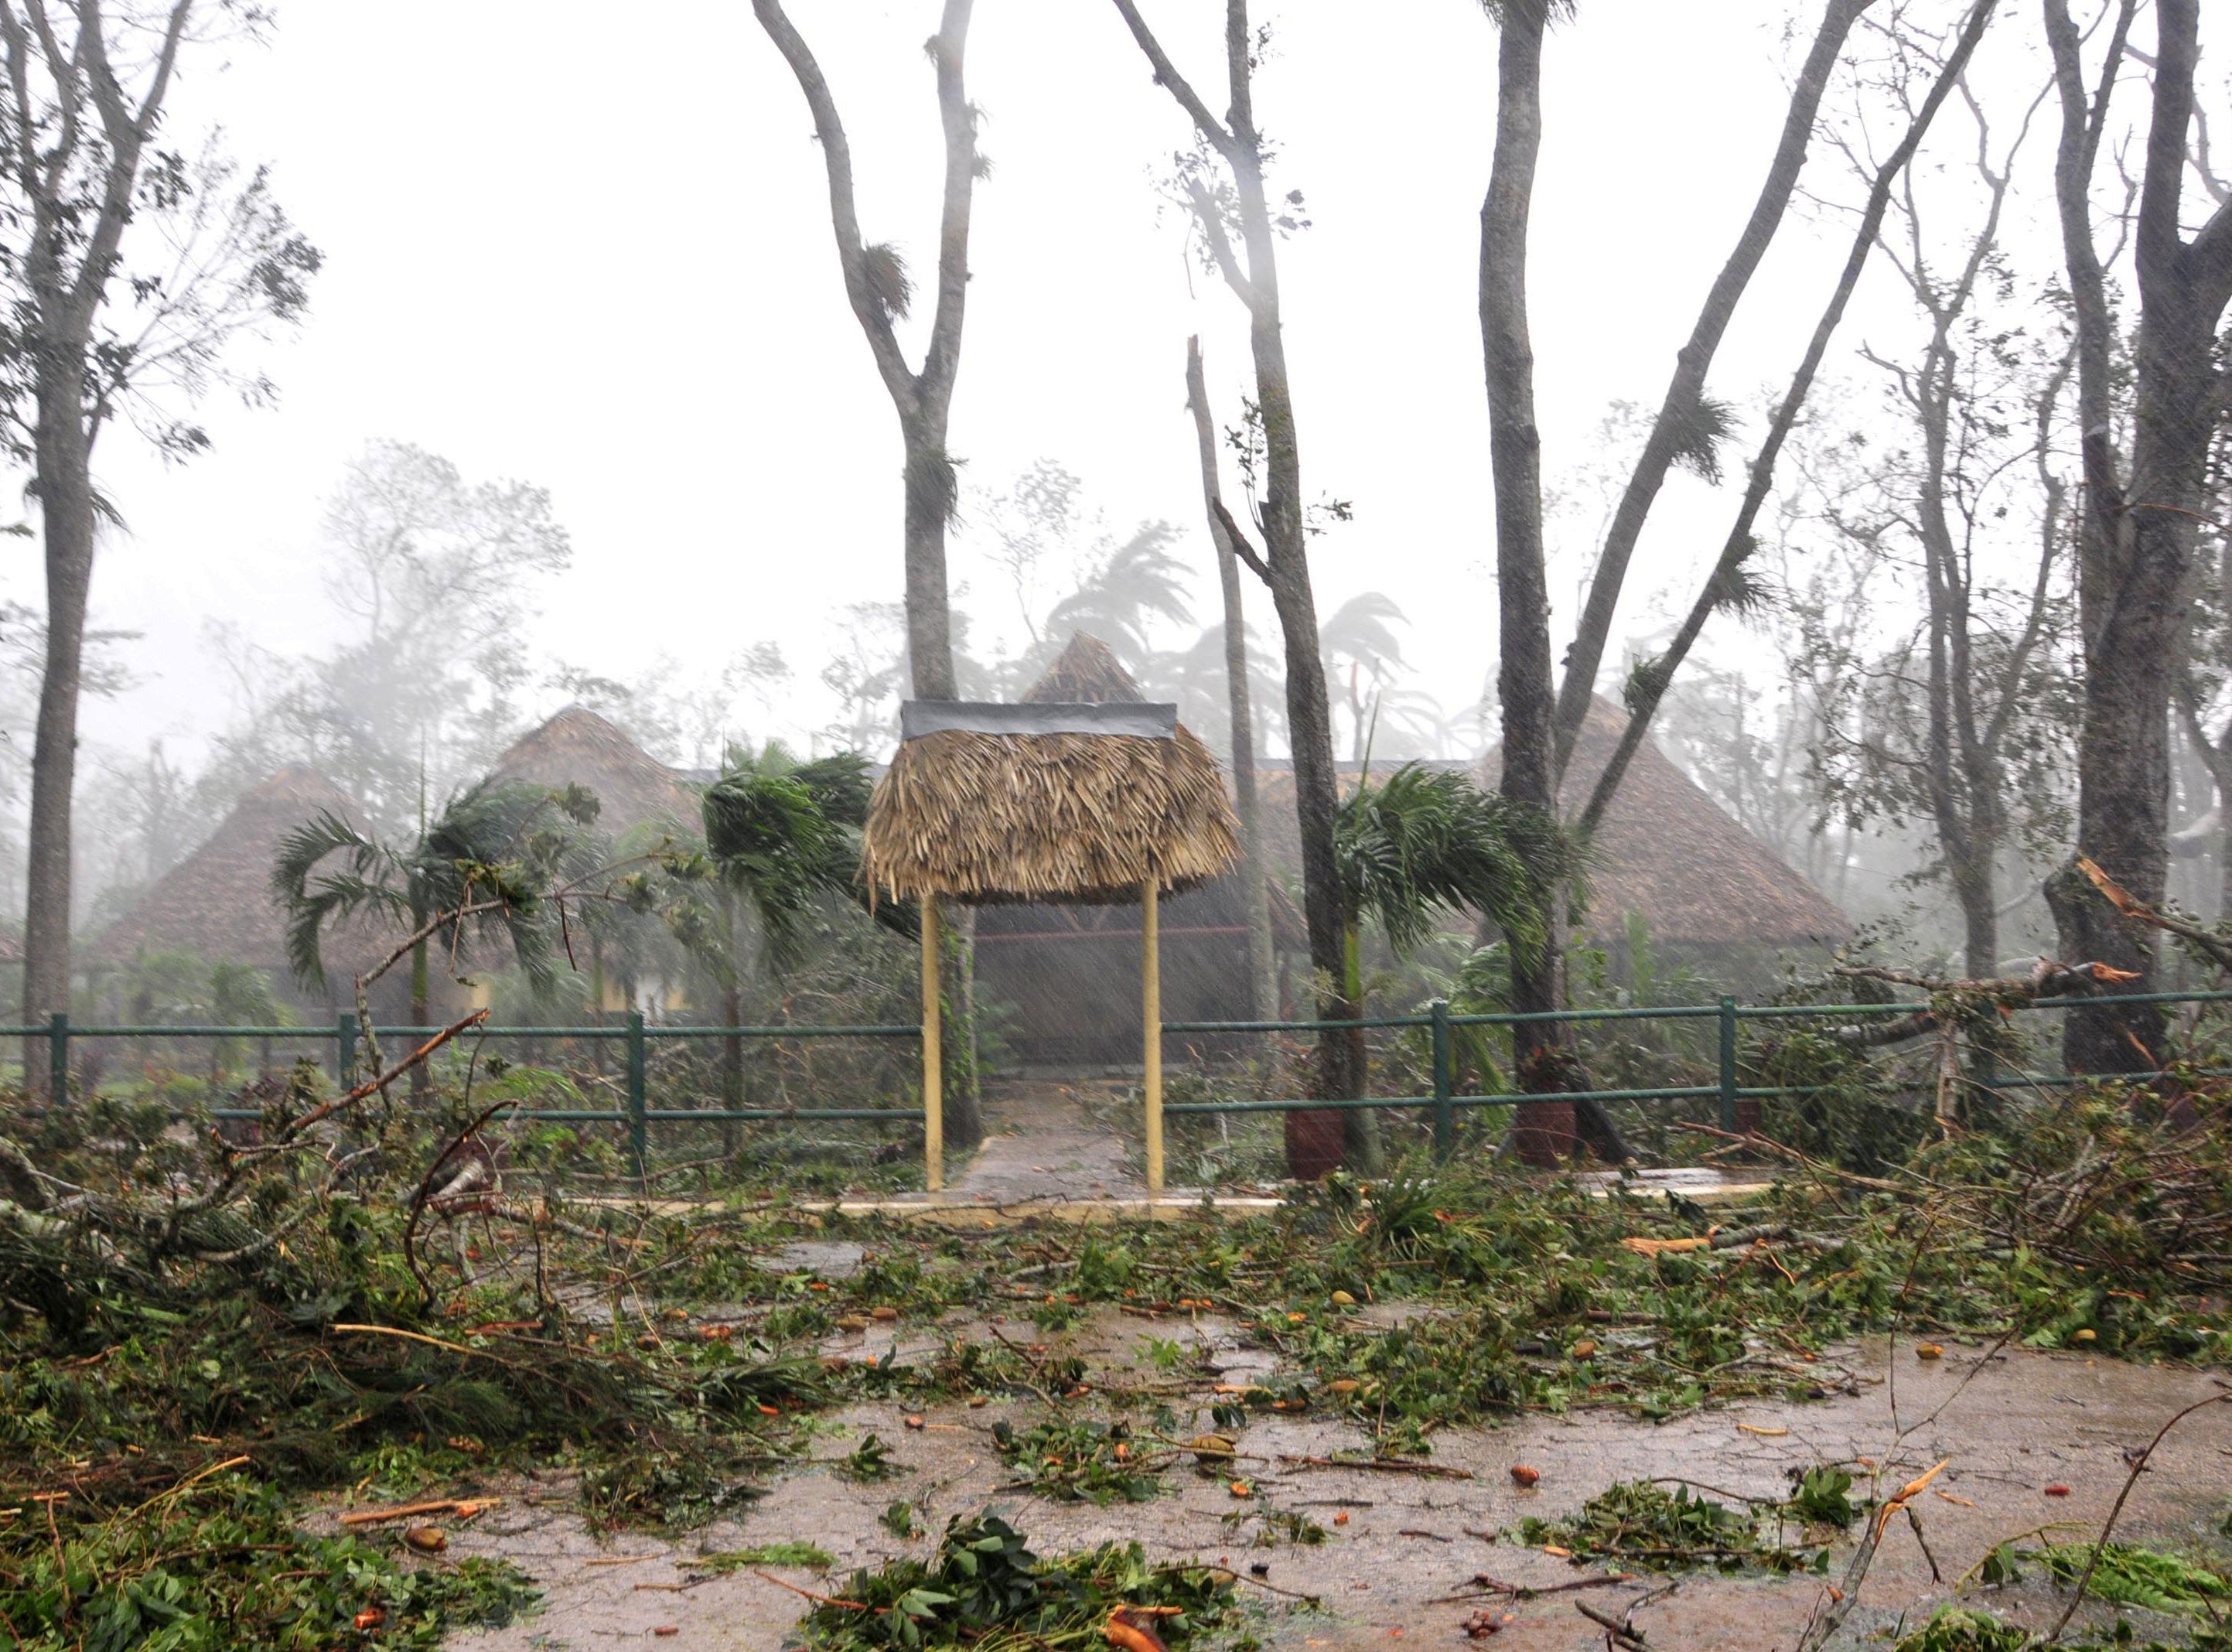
[1551,0,1873,776]
[755,0,982,1145]
[1479,2,1577,1166]
[2043,0,2232,1075]
[1186,337,1275,1023]
[21,370,94,1068]
[1110,1,1362,1176]
[1576,0,1998,841]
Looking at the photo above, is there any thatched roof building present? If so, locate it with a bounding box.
[1254,699,1849,967]
[862,639,1238,907]
[1482,697,1849,954]
[87,766,398,995]
[486,706,698,838]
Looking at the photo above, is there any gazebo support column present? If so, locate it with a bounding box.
[922,894,944,1193]
[1143,877,1162,1199]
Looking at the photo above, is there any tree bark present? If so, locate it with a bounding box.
[1551,0,1873,777]
[1479,2,1575,1166]
[1575,0,1999,843]
[2043,0,2232,1074]
[1186,336,1276,1023]
[21,368,94,1050]
[1110,0,1362,1172]
[754,0,981,1144]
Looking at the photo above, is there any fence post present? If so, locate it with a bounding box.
[47,1011,68,1104]
[1430,998,1454,1161]
[336,1011,359,1087]
[626,1011,648,1181]
[1717,995,1739,1133]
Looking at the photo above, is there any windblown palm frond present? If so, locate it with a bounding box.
[1336,765,1576,968]
[271,810,412,987]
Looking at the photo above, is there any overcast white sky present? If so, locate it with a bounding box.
[33,0,2016,768]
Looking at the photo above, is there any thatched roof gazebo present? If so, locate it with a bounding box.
[862,656,1239,1195]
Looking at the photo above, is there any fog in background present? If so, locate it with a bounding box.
[0,0,2186,960]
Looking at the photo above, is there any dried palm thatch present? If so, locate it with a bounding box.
[486,705,698,836]
[1021,632,1145,706]
[864,703,1238,906]
[89,766,401,979]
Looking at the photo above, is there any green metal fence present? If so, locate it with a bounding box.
[10,987,2227,1188]
[1160,987,2232,1159]
[4,1012,924,1179]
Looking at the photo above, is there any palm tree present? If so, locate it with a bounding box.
[274,780,601,1080]
[1320,592,1411,760]
[699,745,920,1119]
[1039,524,1195,678]
[1333,763,1572,1169]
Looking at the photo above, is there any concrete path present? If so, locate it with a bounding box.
[947,1074,1138,1202]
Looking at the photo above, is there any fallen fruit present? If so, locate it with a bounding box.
[903,1414,926,1431]
[354,1608,386,1630]
[1509,1464,1541,1487]
[1333,1510,1350,1526]
[2044,1483,2071,1497]
[835,1315,868,1332]
[1916,1343,1944,1360]
[1330,1290,1357,1307]
[1569,1340,1598,1360]
[1328,1378,1361,1395]
[968,1394,988,1408]
[1189,1433,1237,1460]
[871,1306,900,1323]
[402,1525,446,1554]
[1229,1480,1251,1497]
[701,1324,735,1343]
[1541,1544,1571,1558]
[2072,1329,2097,1344]
[654,1627,678,1638]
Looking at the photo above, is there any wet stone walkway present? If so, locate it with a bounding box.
[946,1074,1138,1203]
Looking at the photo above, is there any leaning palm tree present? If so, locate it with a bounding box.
[699,744,908,1110]
[1333,763,1575,1169]
[273,780,600,1080]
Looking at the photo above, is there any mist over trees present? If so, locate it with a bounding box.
[0,0,2218,1131]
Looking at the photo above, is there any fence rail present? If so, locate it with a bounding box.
[7,1012,923,1177]
[11,986,2227,1188]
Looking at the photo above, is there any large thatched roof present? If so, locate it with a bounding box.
[1251,699,1849,952]
[486,706,698,837]
[864,637,1238,906]
[88,766,396,976]
[1486,697,1849,950]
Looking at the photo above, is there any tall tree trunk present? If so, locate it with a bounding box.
[1186,337,1275,1024]
[1479,3,1576,1165]
[1551,0,1874,776]
[754,0,983,1149]
[2043,0,2231,1074]
[21,371,95,1086]
[409,935,432,1100]
[1108,0,1361,1173]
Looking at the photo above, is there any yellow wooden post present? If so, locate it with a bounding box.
[922,893,944,1193]
[1143,876,1162,1199]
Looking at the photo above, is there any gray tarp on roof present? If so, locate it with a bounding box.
[898,701,1176,741]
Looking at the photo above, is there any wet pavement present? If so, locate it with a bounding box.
[435,1307,2231,1651]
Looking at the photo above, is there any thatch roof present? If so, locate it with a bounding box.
[486,706,698,838]
[863,646,1239,906]
[1482,697,1850,950]
[1250,698,1850,952]
[88,766,395,976]
[1022,632,1145,705]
